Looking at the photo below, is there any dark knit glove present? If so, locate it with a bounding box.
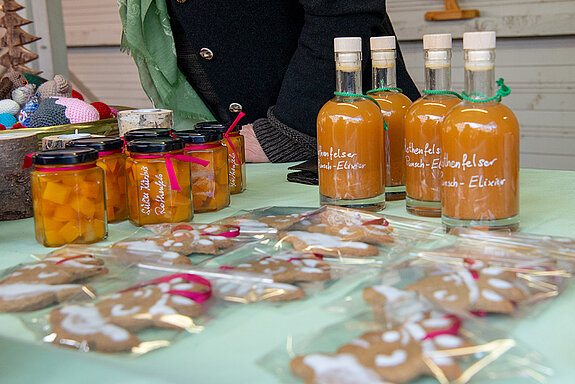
[252,106,317,163]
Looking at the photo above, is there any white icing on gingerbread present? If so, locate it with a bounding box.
[304,354,383,383]
[433,334,463,349]
[382,330,401,343]
[60,305,132,342]
[375,350,407,367]
[285,231,370,249]
[0,283,80,301]
[482,289,504,302]
[488,278,513,289]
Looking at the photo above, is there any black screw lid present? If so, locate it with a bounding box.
[124,128,172,142]
[194,121,239,133]
[66,137,124,152]
[126,137,184,154]
[174,130,223,144]
[33,148,99,165]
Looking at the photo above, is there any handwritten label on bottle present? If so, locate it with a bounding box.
[405,141,441,169]
[441,153,506,188]
[318,145,367,171]
[153,174,167,215]
[229,153,237,188]
[139,166,151,215]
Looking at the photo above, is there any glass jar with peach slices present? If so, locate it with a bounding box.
[67,137,128,222]
[30,148,107,247]
[126,138,193,226]
[195,121,246,194]
[174,131,230,213]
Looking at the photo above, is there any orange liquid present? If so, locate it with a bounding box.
[185,144,230,213]
[126,150,193,226]
[98,152,128,223]
[317,97,384,202]
[225,133,246,194]
[404,95,460,207]
[441,101,519,226]
[31,163,107,247]
[371,91,411,200]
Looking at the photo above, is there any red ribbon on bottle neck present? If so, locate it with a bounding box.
[224,112,245,165]
[121,273,212,303]
[131,153,210,191]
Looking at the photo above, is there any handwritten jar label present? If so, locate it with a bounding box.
[318,146,367,171]
[405,141,441,170]
[139,166,151,215]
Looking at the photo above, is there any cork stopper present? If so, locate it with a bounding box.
[370,36,395,51]
[423,34,452,49]
[334,37,361,52]
[463,31,496,50]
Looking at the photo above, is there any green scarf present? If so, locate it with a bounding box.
[118,0,215,129]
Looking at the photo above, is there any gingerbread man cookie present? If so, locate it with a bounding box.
[227,253,330,283]
[0,254,108,312]
[281,231,379,257]
[49,273,211,352]
[212,279,305,303]
[292,315,469,383]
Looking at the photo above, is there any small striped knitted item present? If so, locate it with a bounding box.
[18,97,39,127]
[28,97,100,128]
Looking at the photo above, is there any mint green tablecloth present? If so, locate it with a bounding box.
[0,165,574,384]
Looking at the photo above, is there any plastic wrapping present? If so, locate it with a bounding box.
[23,272,211,354]
[110,222,242,266]
[267,205,445,264]
[259,305,550,384]
[331,256,570,326]
[214,206,315,240]
[0,252,109,313]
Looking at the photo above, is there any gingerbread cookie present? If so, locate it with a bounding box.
[49,273,211,352]
[228,253,330,283]
[281,231,379,257]
[49,305,140,353]
[112,227,234,264]
[0,254,108,312]
[212,279,305,303]
[257,213,308,230]
[292,314,469,384]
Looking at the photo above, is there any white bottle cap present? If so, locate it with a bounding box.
[334,37,362,53]
[370,36,395,51]
[423,34,452,49]
[463,31,496,50]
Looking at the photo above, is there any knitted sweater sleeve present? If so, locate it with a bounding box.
[252,1,419,163]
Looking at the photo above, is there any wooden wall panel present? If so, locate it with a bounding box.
[390,2,575,170]
[61,0,152,108]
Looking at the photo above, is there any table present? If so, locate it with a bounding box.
[1,165,574,384]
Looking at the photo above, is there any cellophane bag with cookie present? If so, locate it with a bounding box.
[109,222,242,266]
[258,299,551,384]
[333,254,572,329]
[199,238,376,299]
[0,248,116,313]
[213,206,317,240]
[136,261,318,305]
[25,270,214,355]
[272,205,445,265]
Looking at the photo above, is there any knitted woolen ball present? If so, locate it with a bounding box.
[0,99,21,115]
[28,97,99,128]
[12,84,36,107]
[0,113,17,128]
[71,90,84,100]
[91,102,113,119]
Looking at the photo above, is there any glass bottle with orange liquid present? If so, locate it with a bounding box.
[404,34,459,217]
[369,36,412,201]
[316,37,385,210]
[441,31,519,230]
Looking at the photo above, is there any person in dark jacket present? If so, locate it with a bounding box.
[121,1,419,163]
